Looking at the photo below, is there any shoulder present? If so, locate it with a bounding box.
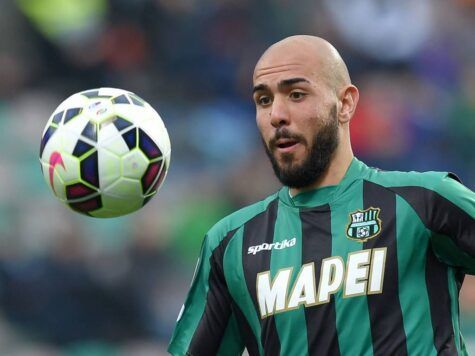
[205,192,280,249]
[362,165,459,191]
[362,165,473,214]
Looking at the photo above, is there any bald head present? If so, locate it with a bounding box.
[254,35,351,92]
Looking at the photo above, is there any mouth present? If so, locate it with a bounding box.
[275,138,300,152]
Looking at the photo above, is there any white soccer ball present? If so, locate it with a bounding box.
[39,87,171,218]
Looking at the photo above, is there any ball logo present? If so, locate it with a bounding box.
[88,101,102,110]
[49,151,66,193]
[88,101,108,116]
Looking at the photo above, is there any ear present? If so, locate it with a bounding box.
[338,85,359,124]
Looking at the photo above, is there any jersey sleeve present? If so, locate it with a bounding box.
[168,232,245,356]
[426,174,475,273]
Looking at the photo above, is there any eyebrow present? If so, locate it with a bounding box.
[252,77,310,94]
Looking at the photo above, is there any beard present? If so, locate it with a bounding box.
[263,104,339,189]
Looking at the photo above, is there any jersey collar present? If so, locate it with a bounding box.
[278,157,368,208]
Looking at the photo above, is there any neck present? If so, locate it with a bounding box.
[289,143,354,197]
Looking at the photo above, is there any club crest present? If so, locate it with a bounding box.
[346,207,382,242]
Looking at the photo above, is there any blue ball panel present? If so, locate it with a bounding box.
[122,128,137,149]
[113,116,133,131]
[39,126,57,157]
[130,95,145,107]
[80,90,100,98]
[81,121,98,142]
[80,151,99,187]
[112,95,130,104]
[138,129,162,159]
[52,111,64,124]
[73,140,94,157]
[64,108,82,124]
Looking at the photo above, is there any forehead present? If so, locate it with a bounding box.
[253,47,321,85]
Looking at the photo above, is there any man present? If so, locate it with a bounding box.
[168,35,475,355]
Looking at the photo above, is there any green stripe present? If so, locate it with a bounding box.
[272,202,308,356]
[169,237,211,354]
[223,227,264,355]
[331,181,373,355]
[168,238,210,354]
[395,196,437,356]
[447,267,462,353]
[432,174,475,217]
[217,313,245,355]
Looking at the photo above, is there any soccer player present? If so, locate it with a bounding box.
[168,35,475,355]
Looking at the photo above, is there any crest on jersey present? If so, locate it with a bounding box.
[346,207,382,242]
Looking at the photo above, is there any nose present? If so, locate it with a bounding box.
[270,96,290,128]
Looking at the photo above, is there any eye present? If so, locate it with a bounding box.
[256,95,272,106]
[289,91,306,100]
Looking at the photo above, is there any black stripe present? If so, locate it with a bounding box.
[188,229,238,356]
[231,300,260,356]
[390,185,475,257]
[300,205,340,356]
[242,198,280,356]
[389,182,473,354]
[363,180,408,356]
[425,245,457,355]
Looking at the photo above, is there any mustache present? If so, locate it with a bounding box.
[268,128,307,150]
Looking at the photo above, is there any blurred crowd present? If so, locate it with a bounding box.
[0,0,474,354]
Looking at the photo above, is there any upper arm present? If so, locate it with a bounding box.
[426,174,475,272]
[429,174,475,249]
[390,173,475,272]
[168,231,244,356]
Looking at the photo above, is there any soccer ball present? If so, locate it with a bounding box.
[39,88,171,218]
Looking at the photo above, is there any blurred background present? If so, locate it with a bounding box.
[0,0,474,354]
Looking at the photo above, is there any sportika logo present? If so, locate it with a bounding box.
[248,238,296,255]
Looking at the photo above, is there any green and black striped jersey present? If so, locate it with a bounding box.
[168,158,475,356]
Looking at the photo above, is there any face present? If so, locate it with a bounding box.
[253,49,339,188]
